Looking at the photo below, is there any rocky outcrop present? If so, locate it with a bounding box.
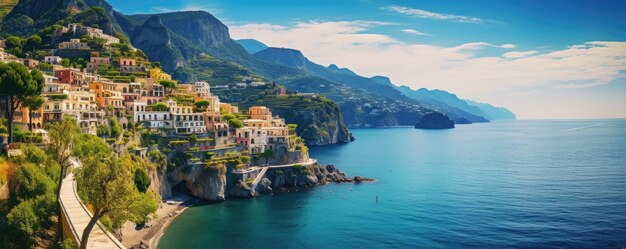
[257,163,373,194]
[266,98,353,146]
[415,112,455,129]
[167,164,226,201]
[228,180,254,198]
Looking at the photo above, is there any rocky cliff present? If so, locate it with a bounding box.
[130,15,184,72]
[165,164,227,202]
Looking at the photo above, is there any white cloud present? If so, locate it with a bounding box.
[503,51,539,59]
[401,29,432,36]
[383,5,483,24]
[230,21,626,118]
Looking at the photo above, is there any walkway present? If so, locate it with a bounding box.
[249,159,318,189]
[59,158,125,249]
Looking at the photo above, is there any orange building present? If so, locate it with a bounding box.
[12,105,44,130]
[89,81,123,108]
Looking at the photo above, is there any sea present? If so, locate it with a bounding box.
[157,119,626,248]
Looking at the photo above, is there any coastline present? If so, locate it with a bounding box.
[120,194,199,249]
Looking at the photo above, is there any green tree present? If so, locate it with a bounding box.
[24,35,42,57]
[5,36,23,50]
[228,118,244,128]
[159,79,177,93]
[14,163,56,202]
[151,102,169,111]
[96,124,110,137]
[23,143,47,165]
[109,117,122,138]
[73,133,111,159]
[188,134,198,145]
[133,168,151,193]
[61,58,71,67]
[23,96,44,131]
[194,100,210,111]
[75,155,157,249]
[6,201,40,248]
[0,62,44,143]
[38,62,53,72]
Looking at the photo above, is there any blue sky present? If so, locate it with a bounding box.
[107,0,626,119]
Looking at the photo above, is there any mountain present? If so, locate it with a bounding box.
[235,39,268,54]
[254,47,414,102]
[465,100,516,120]
[253,47,490,124]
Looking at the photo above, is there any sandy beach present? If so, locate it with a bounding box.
[120,194,198,249]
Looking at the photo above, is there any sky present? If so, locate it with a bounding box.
[107,0,626,119]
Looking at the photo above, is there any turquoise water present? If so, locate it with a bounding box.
[158,120,626,248]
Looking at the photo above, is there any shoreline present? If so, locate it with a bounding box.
[120,194,199,249]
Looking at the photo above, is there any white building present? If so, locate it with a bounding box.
[44,56,62,64]
[194,81,211,98]
[134,111,172,128]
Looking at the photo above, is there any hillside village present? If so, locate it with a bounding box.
[0,22,308,163]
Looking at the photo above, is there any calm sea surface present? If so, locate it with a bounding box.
[158,120,626,248]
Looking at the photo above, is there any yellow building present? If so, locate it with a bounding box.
[219,103,239,114]
[149,68,172,81]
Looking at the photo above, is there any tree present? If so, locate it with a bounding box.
[75,155,157,249]
[109,117,122,138]
[6,201,40,248]
[73,133,111,159]
[133,168,151,193]
[61,58,71,67]
[228,118,244,128]
[159,79,177,93]
[24,35,42,57]
[96,124,110,137]
[5,36,23,50]
[151,102,169,111]
[188,134,198,145]
[47,117,79,240]
[23,96,44,131]
[194,100,210,111]
[14,163,56,202]
[0,62,44,143]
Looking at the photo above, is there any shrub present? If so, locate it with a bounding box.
[15,163,56,201]
[22,144,47,165]
[7,201,40,248]
[134,168,151,193]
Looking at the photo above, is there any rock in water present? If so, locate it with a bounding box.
[415,112,455,129]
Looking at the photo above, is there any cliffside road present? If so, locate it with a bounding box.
[59,158,126,249]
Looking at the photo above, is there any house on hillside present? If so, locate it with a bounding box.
[58,39,90,50]
[44,56,62,65]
